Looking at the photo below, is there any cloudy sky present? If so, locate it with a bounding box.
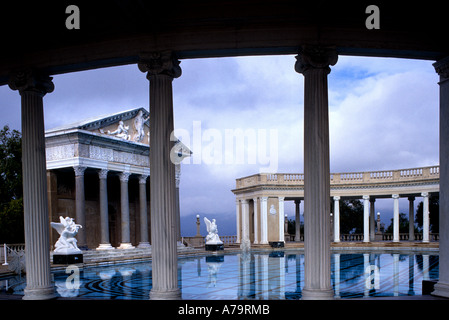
[0,54,439,236]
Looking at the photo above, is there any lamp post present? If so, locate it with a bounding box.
[375,212,383,241]
[196,215,201,236]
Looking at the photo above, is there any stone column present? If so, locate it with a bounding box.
[74,166,87,250]
[432,56,449,298]
[138,174,151,248]
[333,196,340,243]
[392,194,400,242]
[253,197,259,244]
[421,192,430,243]
[295,199,301,242]
[8,70,56,300]
[278,197,285,242]
[260,197,268,244]
[370,198,375,241]
[236,200,241,243]
[408,196,415,241]
[240,199,251,250]
[138,51,182,299]
[295,46,337,300]
[97,169,113,250]
[118,172,134,249]
[363,195,370,243]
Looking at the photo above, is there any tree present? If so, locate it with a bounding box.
[0,125,24,243]
[339,199,364,234]
[385,212,418,234]
[416,194,439,233]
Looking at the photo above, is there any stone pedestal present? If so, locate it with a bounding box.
[205,244,224,251]
[53,253,83,265]
[295,46,337,300]
[9,70,56,300]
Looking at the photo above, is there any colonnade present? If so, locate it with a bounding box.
[7,49,449,300]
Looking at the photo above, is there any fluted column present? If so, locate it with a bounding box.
[432,56,449,298]
[253,197,259,244]
[295,46,337,300]
[260,197,268,244]
[370,198,376,241]
[408,196,415,241]
[236,200,241,243]
[74,166,87,249]
[138,51,181,299]
[278,197,285,242]
[392,194,400,242]
[8,70,56,300]
[295,199,301,242]
[118,172,134,249]
[96,169,113,250]
[138,174,151,248]
[240,199,251,250]
[421,192,430,243]
[363,195,370,243]
[333,196,340,243]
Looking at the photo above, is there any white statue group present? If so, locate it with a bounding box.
[106,110,149,143]
[204,217,223,245]
[51,216,83,254]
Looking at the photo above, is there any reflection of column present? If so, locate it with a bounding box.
[433,56,449,298]
[408,255,415,295]
[253,197,259,244]
[333,196,340,242]
[421,192,430,243]
[295,46,337,300]
[393,253,399,296]
[118,172,134,249]
[408,196,415,241]
[260,197,268,244]
[392,194,400,242]
[363,195,370,243]
[97,169,113,250]
[278,197,285,242]
[364,253,370,297]
[334,254,340,298]
[139,51,182,300]
[236,200,241,243]
[423,254,430,280]
[295,200,301,242]
[9,70,56,300]
[138,175,151,248]
[74,166,87,249]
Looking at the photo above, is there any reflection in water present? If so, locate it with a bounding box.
[0,251,439,299]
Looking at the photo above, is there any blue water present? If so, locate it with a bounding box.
[0,250,439,299]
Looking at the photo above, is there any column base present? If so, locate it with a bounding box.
[149,288,181,300]
[96,243,115,250]
[118,243,135,249]
[301,288,334,300]
[432,281,449,298]
[23,286,57,300]
[138,242,151,249]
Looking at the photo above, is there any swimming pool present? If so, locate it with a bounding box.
[0,250,439,299]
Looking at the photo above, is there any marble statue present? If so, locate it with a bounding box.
[107,120,130,140]
[133,110,149,142]
[204,217,223,245]
[51,216,83,254]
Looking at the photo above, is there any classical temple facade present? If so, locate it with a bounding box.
[45,107,190,250]
[233,166,440,247]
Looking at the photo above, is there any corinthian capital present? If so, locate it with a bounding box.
[295,46,338,75]
[434,56,449,79]
[138,51,182,79]
[8,69,54,96]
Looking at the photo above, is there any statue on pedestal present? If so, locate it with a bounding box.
[204,217,224,251]
[51,216,83,255]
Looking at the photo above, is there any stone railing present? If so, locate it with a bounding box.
[236,165,439,189]
[182,235,237,247]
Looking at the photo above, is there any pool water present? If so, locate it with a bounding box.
[0,250,439,299]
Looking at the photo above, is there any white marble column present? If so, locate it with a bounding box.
[408,196,415,241]
[74,166,87,249]
[432,56,449,298]
[253,197,259,244]
[421,192,430,243]
[260,197,268,244]
[97,169,114,250]
[138,51,181,299]
[236,200,241,243]
[370,198,375,241]
[240,199,251,250]
[138,175,151,248]
[295,46,337,300]
[333,196,340,243]
[295,199,301,242]
[118,172,134,249]
[278,197,285,242]
[8,70,56,300]
[392,194,400,242]
[363,195,370,243]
